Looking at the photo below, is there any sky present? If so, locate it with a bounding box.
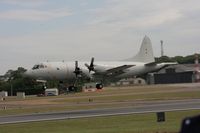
[0,0,200,75]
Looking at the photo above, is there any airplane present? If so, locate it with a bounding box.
[24,36,177,89]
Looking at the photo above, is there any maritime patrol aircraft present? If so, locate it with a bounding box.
[24,36,177,89]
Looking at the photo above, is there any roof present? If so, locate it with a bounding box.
[45,88,58,91]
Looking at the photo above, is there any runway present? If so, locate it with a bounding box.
[1,99,200,124]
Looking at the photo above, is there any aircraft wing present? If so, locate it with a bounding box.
[145,62,157,66]
[94,65,134,77]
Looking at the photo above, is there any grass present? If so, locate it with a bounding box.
[1,84,200,116]
[1,110,200,133]
[53,90,200,103]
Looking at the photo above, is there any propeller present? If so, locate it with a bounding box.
[85,57,95,73]
[74,61,82,77]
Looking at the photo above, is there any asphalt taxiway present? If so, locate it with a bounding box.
[0,99,200,124]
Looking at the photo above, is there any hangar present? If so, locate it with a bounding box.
[147,64,197,84]
[109,64,199,86]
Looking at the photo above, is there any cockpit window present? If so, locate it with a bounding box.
[32,65,39,70]
[32,64,46,70]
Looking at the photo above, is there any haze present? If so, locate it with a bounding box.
[0,0,200,75]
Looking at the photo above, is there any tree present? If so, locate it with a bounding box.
[0,67,44,95]
[156,54,200,64]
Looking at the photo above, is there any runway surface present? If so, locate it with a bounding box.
[1,99,200,124]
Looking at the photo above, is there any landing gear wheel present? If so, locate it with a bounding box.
[68,86,77,92]
[96,83,103,89]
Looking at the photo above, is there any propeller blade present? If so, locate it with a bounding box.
[90,57,94,66]
[75,61,78,69]
[74,61,81,77]
[85,57,95,73]
[85,63,90,68]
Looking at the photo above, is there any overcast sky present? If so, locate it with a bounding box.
[0,0,200,75]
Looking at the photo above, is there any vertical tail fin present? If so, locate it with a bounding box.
[130,36,155,63]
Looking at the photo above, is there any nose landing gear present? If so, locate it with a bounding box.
[96,83,103,89]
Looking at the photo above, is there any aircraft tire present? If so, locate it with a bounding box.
[96,83,103,89]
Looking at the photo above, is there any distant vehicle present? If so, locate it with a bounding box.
[24,36,177,89]
[46,93,56,96]
[45,88,59,96]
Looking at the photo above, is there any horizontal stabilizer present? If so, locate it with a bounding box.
[157,62,178,66]
[146,62,178,66]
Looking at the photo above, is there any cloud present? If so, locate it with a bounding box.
[88,0,184,29]
[84,0,200,56]
[0,0,47,7]
[0,0,200,74]
[0,8,72,21]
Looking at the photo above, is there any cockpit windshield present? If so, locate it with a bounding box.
[32,64,47,70]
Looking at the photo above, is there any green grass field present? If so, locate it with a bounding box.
[1,110,200,133]
[1,84,200,116]
[1,84,200,133]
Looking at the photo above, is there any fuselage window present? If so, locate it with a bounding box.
[40,65,44,69]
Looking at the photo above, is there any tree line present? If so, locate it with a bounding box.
[155,54,200,64]
[0,54,199,96]
[0,67,46,96]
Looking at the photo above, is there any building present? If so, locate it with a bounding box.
[17,92,25,99]
[111,78,146,86]
[147,64,196,84]
[0,91,8,97]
